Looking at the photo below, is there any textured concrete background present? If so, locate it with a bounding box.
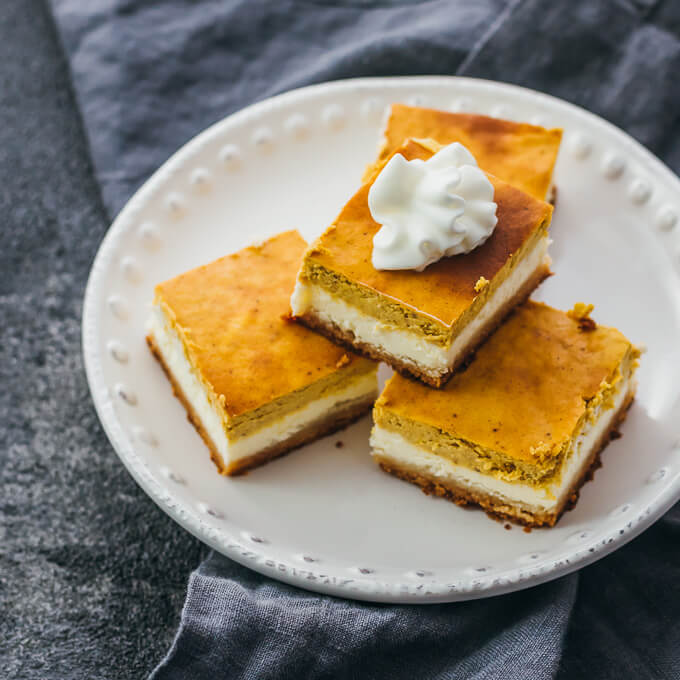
[0,2,205,678]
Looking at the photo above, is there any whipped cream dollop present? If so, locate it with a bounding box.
[368,142,498,271]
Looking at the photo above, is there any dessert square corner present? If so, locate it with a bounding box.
[369,301,640,527]
[364,103,563,201]
[146,230,378,476]
[290,138,554,387]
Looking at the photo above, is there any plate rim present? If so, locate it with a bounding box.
[82,75,680,603]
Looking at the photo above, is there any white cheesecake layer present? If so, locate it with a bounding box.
[148,305,377,466]
[291,235,549,378]
[370,375,631,511]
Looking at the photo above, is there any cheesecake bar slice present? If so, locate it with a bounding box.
[364,104,562,201]
[291,138,553,387]
[370,301,640,527]
[147,231,378,475]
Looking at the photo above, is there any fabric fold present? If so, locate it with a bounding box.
[150,552,577,680]
[458,0,679,154]
[47,0,508,218]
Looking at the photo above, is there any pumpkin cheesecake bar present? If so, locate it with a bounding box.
[364,104,562,201]
[370,301,640,527]
[147,231,378,475]
[291,138,553,387]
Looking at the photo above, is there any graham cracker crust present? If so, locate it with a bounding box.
[296,262,551,388]
[147,335,374,476]
[373,390,635,528]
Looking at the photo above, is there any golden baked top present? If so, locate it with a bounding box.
[368,104,562,200]
[304,139,553,328]
[375,301,636,463]
[154,230,373,417]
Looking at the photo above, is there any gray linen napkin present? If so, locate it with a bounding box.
[46,0,680,677]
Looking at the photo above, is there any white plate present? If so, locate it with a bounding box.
[83,76,680,603]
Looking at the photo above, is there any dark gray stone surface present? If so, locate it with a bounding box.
[0,2,205,678]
